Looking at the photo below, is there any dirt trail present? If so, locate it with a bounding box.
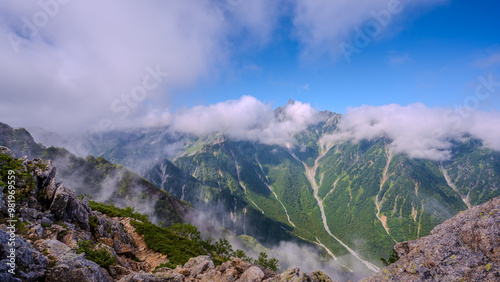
[119,218,169,269]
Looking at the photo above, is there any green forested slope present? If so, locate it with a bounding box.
[143,112,500,270]
[7,107,500,273]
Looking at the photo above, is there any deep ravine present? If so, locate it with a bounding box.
[254,152,296,227]
[290,141,381,273]
[230,148,265,214]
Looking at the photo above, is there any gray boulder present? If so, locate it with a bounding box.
[20,207,42,223]
[118,270,185,282]
[50,185,91,230]
[46,252,112,282]
[183,255,215,278]
[34,239,72,260]
[0,228,48,281]
[239,266,265,282]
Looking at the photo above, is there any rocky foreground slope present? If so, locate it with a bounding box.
[365,196,500,281]
[0,150,334,281]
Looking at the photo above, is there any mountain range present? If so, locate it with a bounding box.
[2,100,500,277]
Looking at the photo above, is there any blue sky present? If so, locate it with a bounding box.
[175,0,500,113]
[0,0,499,133]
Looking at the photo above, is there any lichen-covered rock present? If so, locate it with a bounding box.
[0,146,15,158]
[27,223,43,240]
[34,239,71,260]
[118,270,185,282]
[266,268,335,282]
[108,265,133,280]
[34,160,57,197]
[0,228,49,281]
[46,252,112,282]
[20,207,42,223]
[0,263,21,282]
[195,268,219,281]
[364,197,500,281]
[90,212,136,257]
[231,257,254,273]
[50,185,91,230]
[174,266,191,277]
[183,255,215,278]
[240,266,265,282]
[269,267,300,282]
[310,270,333,282]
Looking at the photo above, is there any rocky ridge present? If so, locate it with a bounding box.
[0,150,336,281]
[365,196,500,281]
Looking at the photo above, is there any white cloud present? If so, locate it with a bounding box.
[323,103,500,161]
[0,0,281,133]
[0,0,453,135]
[167,95,322,146]
[473,50,500,68]
[292,0,447,60]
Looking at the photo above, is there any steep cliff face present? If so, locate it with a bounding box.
[365,196,500,281]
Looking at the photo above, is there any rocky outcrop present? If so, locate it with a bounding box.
[365,197,500,281]
[0,228,49,281]
[118,269,185,282]
[90,212,136,257]
[50,185,91,230]
[46,252,112,282]
[239,266,265,281]
[0,146,15,158]
[117,256,334,282]
[0,154,144,281]
[268,267,334,282]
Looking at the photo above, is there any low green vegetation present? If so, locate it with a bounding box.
[88,200,150,222]
[0,153,36,203]
[381,249,399,266]
[131,220,279,271]
[254,252,279,271]
[76,239,117,268]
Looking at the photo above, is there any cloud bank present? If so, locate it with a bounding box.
[0,0,449,134]
[324,103,500,161]
[166,95,322,146]
[0,0,279,133]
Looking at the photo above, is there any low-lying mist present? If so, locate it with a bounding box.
[189,202,374,281]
